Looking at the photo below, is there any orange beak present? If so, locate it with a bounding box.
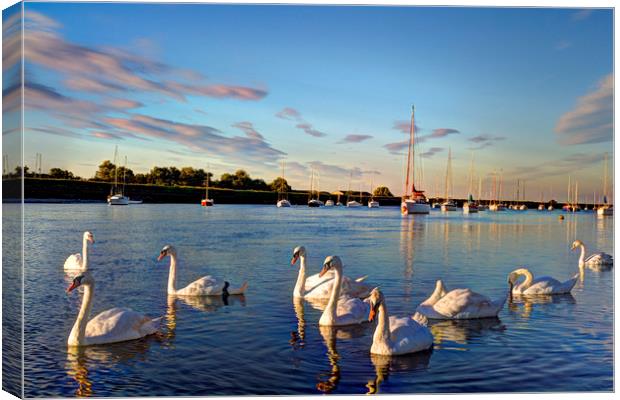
[67,281,79,293]
[291,254,299,266]
[157,253,165,261]
[368,304,377,322]
[318,264,330,278]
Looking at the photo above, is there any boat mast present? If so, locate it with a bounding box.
[347,171,352,203]
[603,153,609,204]
[112,145,119,195]
[444,147,452,201]
[404,105,416,199]
[206,163,210,200]
[122,156,127,196]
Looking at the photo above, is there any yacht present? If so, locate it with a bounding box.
[400,105,430,214]
[276,161,291,207]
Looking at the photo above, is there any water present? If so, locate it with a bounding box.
[14,204,613,396]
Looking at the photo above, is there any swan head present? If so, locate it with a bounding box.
[83,231,94,243]
[319,255,342,277]
[291,246,306,265]
[158,245,177,261]
[67,271,93,292]
[571,240,584,250]
[367,287,384,322]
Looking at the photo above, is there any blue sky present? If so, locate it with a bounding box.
[3,4,614,201]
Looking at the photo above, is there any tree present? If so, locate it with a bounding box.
[232,169,252,189]
[95,160,116,181]
[373,186,393,197]
[269,177,291,192]
[49,168,75,180]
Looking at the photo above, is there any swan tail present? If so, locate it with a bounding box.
[355,275,369,283]
[227,281,248,295]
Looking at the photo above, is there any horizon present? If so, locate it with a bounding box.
[2,4,614,203]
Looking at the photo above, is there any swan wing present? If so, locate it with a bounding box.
[430,289,497,319]
[341,277,372,298]
[176,275,226,296]
[335,296,370,325]
[85,307,159,345]
[305,271,335,288]
[585,252,614,265]
[386,316,434,355]
[522,276,570,295]
[64,254,83,270]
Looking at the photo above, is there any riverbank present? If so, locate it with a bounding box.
[3,178,403,205]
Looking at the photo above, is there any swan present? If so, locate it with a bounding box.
[508,267,578,295]
[367,288,433,355]
[64,232,94,270]
[66,272,160,346]
[291,246,371,300]
[415,280,506,320]
[318,256,370,326]
[571,240,613,270]
[157,245,248,296]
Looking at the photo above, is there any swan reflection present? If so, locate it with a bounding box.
[366,350,432,394]
[508,293,576,318]
[66,338,155,397]
[429,318,503,349]
[290,298,306,349]
[173,293,246,312]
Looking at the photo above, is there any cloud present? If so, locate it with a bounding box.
[392,120,421,134]
[106,99,143,109]
[296,122,327,138]
[467,134,506,149]
[275,107,302,121]
[426,128,459,139]
[14,11,267,103]
[339,134,373,143]
[419,147,444,158]
[103,113,285,165]
[383,139,410,155]
[283,160,378,180]
[232,121,265,140]
[555,73,613,145]
[572,9,593,21]
[509,152,605,181]
[555,40,572,51]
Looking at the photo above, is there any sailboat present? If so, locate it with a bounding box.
[368,177,379,208]
[346,171,362,207]
[489,170,506,211]
[276,161,291,208]
[201,165,214,207]
[538,190,545,211]
[477,176,488,211]
[107,147,130,206]
[463,153,478,213]
[597,153,613,216]
[440,147,457,212]
[401,105,430,214]
[308,168,323,207]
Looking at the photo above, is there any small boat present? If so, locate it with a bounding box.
[596,153,613,216]
[325,199,335,207]
[336,202,343,207]
[463,156,479,214]
[478,204,489,211]
[441,201,457,212]
[108,194,129,206]
[440,148,456,212]
[431,202,441,209]
[368,200,380,208]
[519,204,527,210]
[401,105,430,215]
[308,199,322,208]
[307,167,323,207]
[276,161,291,207]
[538,204,545,211]
[548,205,554,211]
[463,202,478,213]
[347,200,362,207]
[597,205,613,216]
[108,151,131,206]
[201,166,214,207]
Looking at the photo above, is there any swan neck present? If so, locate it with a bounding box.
[520,269,533,291]
[324,265,342,324]
[168,254,177,295]
[81,237,89,270]
[373,301,391,345]
[293,256,306,298]
[69,284,93,346]
[579,244,586,266]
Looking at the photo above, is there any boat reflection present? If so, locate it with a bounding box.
[429,318,503,350]
[399,216,426,299]
[366,350,432,394]
[508,293,576,318]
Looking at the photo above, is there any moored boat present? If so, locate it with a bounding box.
[401,105,430,215]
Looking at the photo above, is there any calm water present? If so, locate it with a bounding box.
[16,204,613,396]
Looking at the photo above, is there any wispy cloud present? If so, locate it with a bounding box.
[392,120,421,134]
[383,140,410,155]
[572,9,593,21]
[555,73,613,145]
[275,107,302,121]
[508,152,605,181]
[276,107,327,138]
[467,134,506,149]
[296,122,327,138]
[419,147,444,158]
[384,127,459,154]
[339,134,373,143]
[425,128,459,140]
[232,121,265,140]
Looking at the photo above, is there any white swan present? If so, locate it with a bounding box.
[508,267,578,295]
[158,245,248,296]
[64,232,94,270]
[415,280,506,320]
[291,246,371,300]
[66,272,160,346]
[318,256,370,326]
[367,288,433,355]
[571,240,613,270]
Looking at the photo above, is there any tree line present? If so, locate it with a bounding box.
[4,161,393,196]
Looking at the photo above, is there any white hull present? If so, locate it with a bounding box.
[463,204,478,213]
[597,206,613,216]
[441,202,457,212]
[401,200,430,214]
[108,195,129,205]
[277,199,291,207]
[308,199,323,207]
[489,204,506,211]
[324,200,335,207]
[368,200,380,208]
[346,201,362,207]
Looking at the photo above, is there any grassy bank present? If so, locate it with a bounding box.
[3,178,403,205]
